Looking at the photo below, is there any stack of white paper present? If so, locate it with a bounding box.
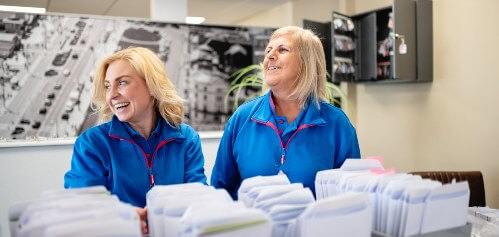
[9,186,140,237]
[238,175,315,237]
[9,185,110,235]
[146,183,233,237]
[468,206,499,236]
[419,181,470,234]
[315,158,386,200]
[43,217,140,237]
[314,162,471,237]
[179,202,272,237]
[245,183,303,208]
[238,175,291,207]
[293,192,373,237]
[340,158,384,171]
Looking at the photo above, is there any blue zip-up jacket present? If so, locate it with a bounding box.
[64,116,207,207]
[211,91,360,199]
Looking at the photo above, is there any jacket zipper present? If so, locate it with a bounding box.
[109,134,176,187]
[251,118,315,165]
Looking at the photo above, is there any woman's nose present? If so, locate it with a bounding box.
[108,86,118,99]
[266,50,277,60]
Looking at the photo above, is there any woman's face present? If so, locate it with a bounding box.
[104,60,155,125]
[263,34,300,93]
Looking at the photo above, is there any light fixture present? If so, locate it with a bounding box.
[0,5,46,14]
[185,16,205,24]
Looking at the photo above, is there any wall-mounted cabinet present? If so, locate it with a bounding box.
[306,0,432,84]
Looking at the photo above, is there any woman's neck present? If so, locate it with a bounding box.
[271,91,301,125]
[128,111,157,139]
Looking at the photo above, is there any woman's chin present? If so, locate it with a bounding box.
[115,113,130,122]
[264,80,278,88]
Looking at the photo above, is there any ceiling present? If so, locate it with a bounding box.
[0,0,291,25]
[188,0,290,25]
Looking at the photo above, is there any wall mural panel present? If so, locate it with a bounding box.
[0,12,273,140]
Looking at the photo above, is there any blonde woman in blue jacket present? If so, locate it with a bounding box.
[211,26,360,199]
[64,47,206,232]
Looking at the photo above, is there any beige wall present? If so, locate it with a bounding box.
[354,0,499,207]
[291,0,341,26]
[235,0,347,27]
[351,0,392,14]
[234,2,293,28]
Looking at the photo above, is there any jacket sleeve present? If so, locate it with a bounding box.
[333,115,361,168]
[210,118,241,200]
[64,133,108,188]
[183,128,208,184]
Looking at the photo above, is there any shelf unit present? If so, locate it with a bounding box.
[306,0,432,84]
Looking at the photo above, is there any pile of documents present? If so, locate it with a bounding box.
[8,158,471,237]
[238,174,315,236]
[468,206,499,236]
[8,186,141,237]
[315,159,470,237]
[146,182,271,237]
[238,173,374,237]
[293,191,373,237]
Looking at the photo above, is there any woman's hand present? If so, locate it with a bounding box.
[135,207,148,235]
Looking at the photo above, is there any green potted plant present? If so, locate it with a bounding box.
[224,64,347,113]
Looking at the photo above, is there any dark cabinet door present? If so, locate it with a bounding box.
[303,20,332,77]
[356,13,377,81]
[392,0,417,80]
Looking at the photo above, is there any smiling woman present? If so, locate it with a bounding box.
[64,47,207,234]
[211,26,361,200]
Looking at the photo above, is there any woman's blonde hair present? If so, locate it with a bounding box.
[265,26,327,108]
[92,47,184,128]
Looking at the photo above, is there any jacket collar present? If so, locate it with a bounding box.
[108,115,185,141]
[252,90,326,126]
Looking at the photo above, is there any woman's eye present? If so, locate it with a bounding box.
[279,48,288,52]
[119,80,127,86]
[104,85,110,90]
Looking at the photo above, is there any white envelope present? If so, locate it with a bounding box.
[268,204,309,221]
[295,192,373,237]
[9,187,113,237]
[340,158,384,172]
[380,176,422,234]
[420,181,470,234]
[398,181,441,237]
[348,173,378,193]
[17,195,120,237]
[324,170,343,197]
[149,189,232,237]
[238,175,290,206]
[18,202,138,237]
[254,188,315,213]
[314,169,338,200]
[162,191,233,237]
[179,202,271,237]
[42,215,141,237]
[336,171,371,193]
[147,182,210,207]
[375,173,413,231]
[40,185,109,197]
[147,184,214,237]
[244,183,303,208]
[253,184,303,205]
[383,178,425,236]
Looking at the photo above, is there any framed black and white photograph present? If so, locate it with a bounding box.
[0,12,273,140]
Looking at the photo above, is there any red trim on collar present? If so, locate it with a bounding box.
[251,118,315,164]
[108,134,176,186]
